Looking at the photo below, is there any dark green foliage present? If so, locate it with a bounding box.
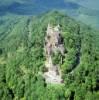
[0,11,99,100]
[52,52,62,65]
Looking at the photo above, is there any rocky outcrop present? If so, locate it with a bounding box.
[43,24,64,84]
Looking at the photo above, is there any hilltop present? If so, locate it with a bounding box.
[0,11,99,100]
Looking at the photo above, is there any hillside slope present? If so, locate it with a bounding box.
[0,11,99,100]
[0,0,99,29]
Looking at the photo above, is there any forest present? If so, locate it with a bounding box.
[0,11,99,100]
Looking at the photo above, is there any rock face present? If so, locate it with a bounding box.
[43,24,64,84]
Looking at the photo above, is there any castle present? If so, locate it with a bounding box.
[43,24,64,84]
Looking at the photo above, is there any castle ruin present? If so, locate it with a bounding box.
[43,24,64,84]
